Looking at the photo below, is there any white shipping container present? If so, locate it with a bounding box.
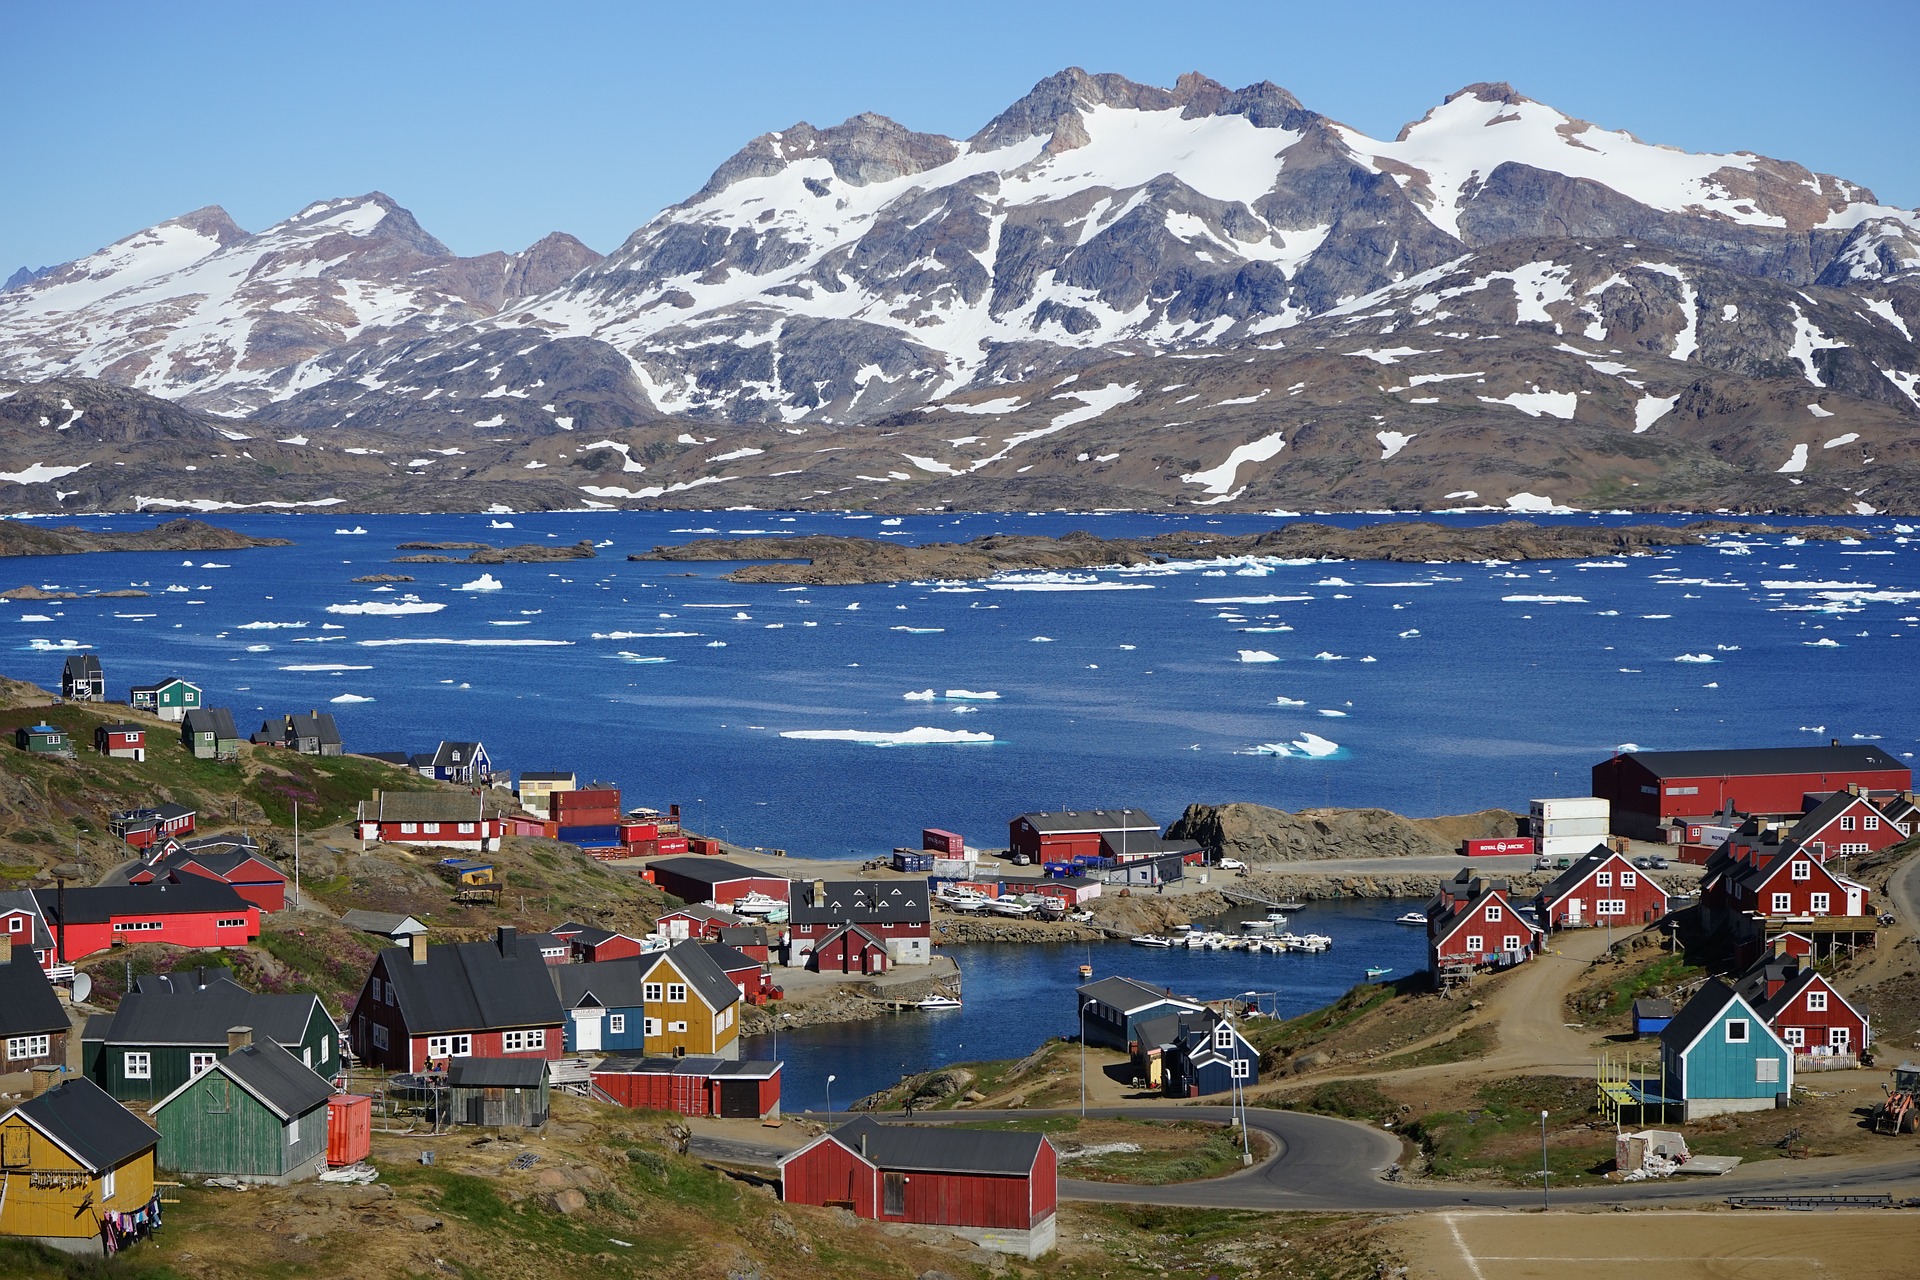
[1530,797,1611,820]
[1535,817,1611,837]
[1538,835,1611,857]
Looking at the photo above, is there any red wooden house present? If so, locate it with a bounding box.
[1426,873,1540,972]
[1720,846,1870,922]
[590,1055,781,1119]
[1736,956,1870,1068]
[807,924,890,974]
[0,891,56,970]
[128,843,288,912]
[354,792,505,852]
[654,904,747,942]
[565,926,645,963]
[781,1117,1058,1259]
[1533,849,1667,930]
[350,928,565,1073]
[108,803,197,850]
[95,724,147,761]
[1009,808,1157,862]
[32,882,260,962]
[1786,788,1911,861]
[786,879,931,968]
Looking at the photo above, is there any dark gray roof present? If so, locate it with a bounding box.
[520,771,574,782]
[104,974,323,1049]
[0,889,53,950]
[716,925,769,948]
[1015,808,1157,835]
[1536,847,1635,904]
[183,707,240,739]
[1789,790,1874,841]
[1632,998,1676,1019]
[377,933,564,1035]
[821,1117,1045,1176]
[205,1041,333,1120]
[358,751,412,766]
[432,741,485,768]
[35,880,253,924]
[696,941,758,973]
[1076,975,1196,1015]
[551,956,652,1009]
[645,856,769,886]
[1617,745,1908,782]
[1099,833,1200,857]
[660,903,746,925]
[447,1057,546,1089]
[340,909,426,937]
[1659,978,1740,1055]
[357,791,509,823]
[63,654,101,677]
[569,926,626,947]
[789,879,929,926]
[594,1054,779,1079]
[0,956,65,1037]
[287,712,342,746]
[644,941,740,1012]
[15,1078,158,1171]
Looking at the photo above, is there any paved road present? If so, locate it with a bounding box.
[714,1106,1920,1212]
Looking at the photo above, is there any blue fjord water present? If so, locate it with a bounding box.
[6,508,1914,1105]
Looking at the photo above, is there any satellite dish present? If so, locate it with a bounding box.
[69,973,92,1004]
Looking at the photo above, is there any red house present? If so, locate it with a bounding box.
[1736,956,1870,1068]
[0,891,57,970]
[351,928,566,1073]
[786,879,931,968]
[781,1117,1057,1259]
[1009,808,1158,862]
[1721,846,1869,923]
[108,803,197,850]
[1593,744,1910,840]
[645,857,789,909]
[654,904,747,941]
[1786,788,1911,861]
[808,924,891,974]
[354,792,505,852]
[1426,873,1540,973]
[1534,849,1667,930]
[590,1055,781,1119]
[32,882,260,962]
[566,926,645,964]
[94,724,147,761]
[127,843,288,913]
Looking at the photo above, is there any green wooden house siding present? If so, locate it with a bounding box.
[89,1003,338,1103]
[159,683,201,713]
[153,1071,328,1181]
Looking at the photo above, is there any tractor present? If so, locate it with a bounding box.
[1871,1062,1919,1135]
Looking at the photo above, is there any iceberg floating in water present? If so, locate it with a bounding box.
[613,652,670,664]
[1241,732,1341,759]
[1312,652,1345,661]
[1318,709,1347,717]
[890,626,945,634]
[1273,696,1306,706]
[779,726,999,747]
[458,573,505,592]
[1673,654,1716,663]
[903,689,936,701]
[334,527,368,535]
[943,689,999,701]
[1238,650,1281,663]
[280,663,372,672]
[325,598,445,616]
[489,520,515,528]
[329,693,375,703]
[239,620,307,630]
[1502,594,1587,604]
[355,638,572,648]
[1804,637,1842,647]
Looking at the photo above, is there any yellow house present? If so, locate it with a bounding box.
[516,772,575,816]
[639,943,741,1059]
[1,1075,160,1255]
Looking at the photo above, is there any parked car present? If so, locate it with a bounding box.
[1634,856,1655,869]
[1648,856,1669,869]
[1553,856,1572,869]
[1533,855,1553,870]
[1219,857,1247,871]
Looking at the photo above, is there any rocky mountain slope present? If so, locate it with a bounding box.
[1,69,1917,514]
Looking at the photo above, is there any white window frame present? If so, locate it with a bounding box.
[371,977,383,1003]
[643,982,663,1003]
[644,1017,661,1037]
[1772,892,1793,914]
[189,1052,217,1076]
[6,1034,50,1061]
[1229,1058,1251,1080]
[371,1024,389,1050]
[400,823,418,835]
[425,1034,472,1059]
[1620,871,1637,888]
[609,1014,625,1034]
[1595,871,1612,889]
[1596,900,1627,916]
[1839,815,1855,831]
[502,1029,546,1053]
[1784,1026,1805,1047]
[1839,843,1869,855]
[1863,815,1879,831]
[1806,990,1828,1012]
[667,983,687,1003]
[1810,893,1830,914]
[1502,934,1521,952]
[669,1020,688,1033]
[101,1167,116,1201]
[124,1051,151,1080]
[1485,904,1503,923]
[1464,935,1484,953]
[1791,860,1812,881]
[1213,1024,1235,1050]
[1756,1058,1780,1084]
[216,917,247,929]
[1829,1026,1850,1047]
[1726,1018,1749,1044]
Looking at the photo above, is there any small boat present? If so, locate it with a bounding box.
[1365,966,1394,979]
[1078,963,1093,979]
[917,993,963,1010]
[1288,934,1333,953]
[1240,919,1276,936]
[1131,934,1173,948]
[732,892,785,917]
[1172,922,1193,933]
[1183,932,1207,948]
[1274,901,1306,911]
[1265,909,1291,922]
[987,897,1033,917]
[1394,912,1428,927]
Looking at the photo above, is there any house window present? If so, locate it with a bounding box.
[371,978,383,1003]
[1485,904,1502,922]
[1756,1058,1780,1084]
[321,1036,331,1063]
[372,1024,389,1049]
[304,1047,313,1068]
[1839,816,1855,831]
[1784,1027,1805,1047]
[1864,816,1879,831]
[124,1052,151,1080]
[1725,1019,1749,1044]
[643,982,663,1002]
[1829,1026,1850,1048]
[1810,893,1830,914]
[1597,900,1627,916]
[1214,1024,1235,1050]
[459,823,475,835]
[667,984,687,1003]
[422,823,440,835]
[1792,860,1811,880]
[101,1167,116,1201]
[1839,843,1869,855]
[1502,935,1521,952]
[1465,935,1484,953]
[669,1021,687,1033]
[1806,991,1828,1012]
[216,917,247,928]
[189,1052,217,1076]
[426,1034,472,1059]
[609,1014,625,1034]
[6,1034,49,1061]
[400,823,418,835]
[1620,871,1637,888]
[503,1030,546,1053]
[5,915,22,933]
[644,1018,661,1037]
[288,1123,299,1147]
[1595,872,1612,889]
[1772,893,1792,914]
[1230,1058,1251,1080]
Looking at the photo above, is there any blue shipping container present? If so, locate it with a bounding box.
[558,824,621,848]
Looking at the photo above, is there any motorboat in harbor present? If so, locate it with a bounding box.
[1131,934,1174,948]
[938,888,990,912]
[1394,912,1428,927]
[916,993,963,1010]
[1239,919,1276,936]
[1365,966,1393,980]
[1265,909,1291,923]
[731,891,785,917]
[987,897,1034,917]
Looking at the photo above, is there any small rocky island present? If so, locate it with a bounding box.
[631,520,1869,585]
[0,517,291,558]
[394,539,597,564]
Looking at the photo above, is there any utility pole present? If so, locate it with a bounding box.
[293,800,301,909]
[1540,1110,1551,1211]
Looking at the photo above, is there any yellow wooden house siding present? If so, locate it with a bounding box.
[0,1113,156,1241]
[638,959,738,1058]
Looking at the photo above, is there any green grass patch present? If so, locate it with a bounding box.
[1271,1078,1402,1121]
[1408,1076,1614,1184]
[1064,1121,1254,1185]
[1247,983,1394,1056]
[0,1237,194,1279]
[378,1162,677,1273]
[1576,952,1705,1021]
[242,753,433,827]
[1376,1024,1494,1069]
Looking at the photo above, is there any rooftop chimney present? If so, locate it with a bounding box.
[228,1026,253,1054]
[813,879,825,904]
[0,933,11,966]
[496,925,517,956]
[1831,737,1840,747]
[410,933,428,965]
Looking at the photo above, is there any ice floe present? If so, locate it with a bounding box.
[354,638,572,647]
[279,663,372,672]
[325,598,445,616]
[778,727,999,747]
[1240,732,1341,758]
[457,573,505,591]
[329,694,375,703]
[1238,650,1280,663]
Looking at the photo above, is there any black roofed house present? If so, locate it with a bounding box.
[354,790,506,853]
[15,722,73,756]
[551,956,652,1054]
[1133,1007,1259,1097]
[1533,847,1667,930]
[427,740,492,784]
[0,929,69,1072]
[0,1076,160,1253]
[1426,871,1540,975]
[279,711,343,756]
[1075,976,1206,1053]
[147,1029,333,1184]
[109,802,196,849]
[786,878,931,968]
[781,1117,1057,1259]
[95,723,147,761]
[351,928,565,1073]
[83,971,338,1103]
[130,675,201,721]
[443,1057,549,1128]
[60,654,104,701]
[1010,807,1158,862]
[34,880,260,962]
[181,707,241,760]
[645,856,792,910]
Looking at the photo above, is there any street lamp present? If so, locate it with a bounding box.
[825,1073,836,1119]
[1079,999,1090,1118]
[1540,1110,1550,1211]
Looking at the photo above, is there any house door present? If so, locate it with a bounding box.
[1566,898,1582,925]
[1846,886,1862,915]
[573,1009,602,1052]
[883,1173,906,1217]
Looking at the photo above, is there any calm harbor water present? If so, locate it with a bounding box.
[746,899,1433,1111]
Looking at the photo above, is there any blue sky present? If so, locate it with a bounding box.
[3,0,1915,269]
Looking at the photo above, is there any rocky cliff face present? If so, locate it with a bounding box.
[1166,802,1520,861]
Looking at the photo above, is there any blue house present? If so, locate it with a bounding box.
[1135,1008,1259,1097]
[1659,978,1794,1120]
[1076,976,1205,1052]
[550,957,649,1054]
[428,741,492,784]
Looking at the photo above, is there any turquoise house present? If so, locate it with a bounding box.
[1659,978,1794,1120]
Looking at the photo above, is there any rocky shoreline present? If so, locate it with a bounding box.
[631,520,1871,585]
[393,539,597,564]
[0,517,290,558]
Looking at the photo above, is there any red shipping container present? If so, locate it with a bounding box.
[621,822,660,843]
[326,1094,372,1167]
[1462,838,1533,857]
[688,837,721,856]
[922,828,965,857]
[552,789,621,822]
[654,835,689,856]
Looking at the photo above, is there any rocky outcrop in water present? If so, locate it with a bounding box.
[0,518,289,558]
[1166,802,1521,862]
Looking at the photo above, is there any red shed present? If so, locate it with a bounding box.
[1593,745,1910,840]
[326,1094,372,1166]
[1008,808,1158,862]
[1534,849,1667,929]
[568,927,645,963]
[922,828,966,857]
[645,856,781,906]
[589,1055,781,1118]
[781,1117,1057,1259]
[809,924,890,974]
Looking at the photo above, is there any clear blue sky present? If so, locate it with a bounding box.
[3,0,1915,270]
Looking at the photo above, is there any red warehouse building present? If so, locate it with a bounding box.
[590,1055,781,1118]
[1426,873,1540,973]
[1737,956,1870,1068]
[646,857,791,909]
[32,882,261,962]
[781,1117,1057,1259]
[351,928,565,1073]
[1534,849,1667,930]
[1592,745,1910,841]
[1008,808,1159,862]
[128,843,289,912]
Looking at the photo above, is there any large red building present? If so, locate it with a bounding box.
[32,882,261,962]
[781,1117,1057,1259]
[646,857,791,908]
[1008,808,1159,862]
[127,841,289,912]
[1593,745,1910,840]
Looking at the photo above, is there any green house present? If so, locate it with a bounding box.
[1659,977,1795,1120]
[181,707,241,761]
[84,973,339,1104]
[131,676,202,722]
[150,1034,333,1184]
[13,723,71,755]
